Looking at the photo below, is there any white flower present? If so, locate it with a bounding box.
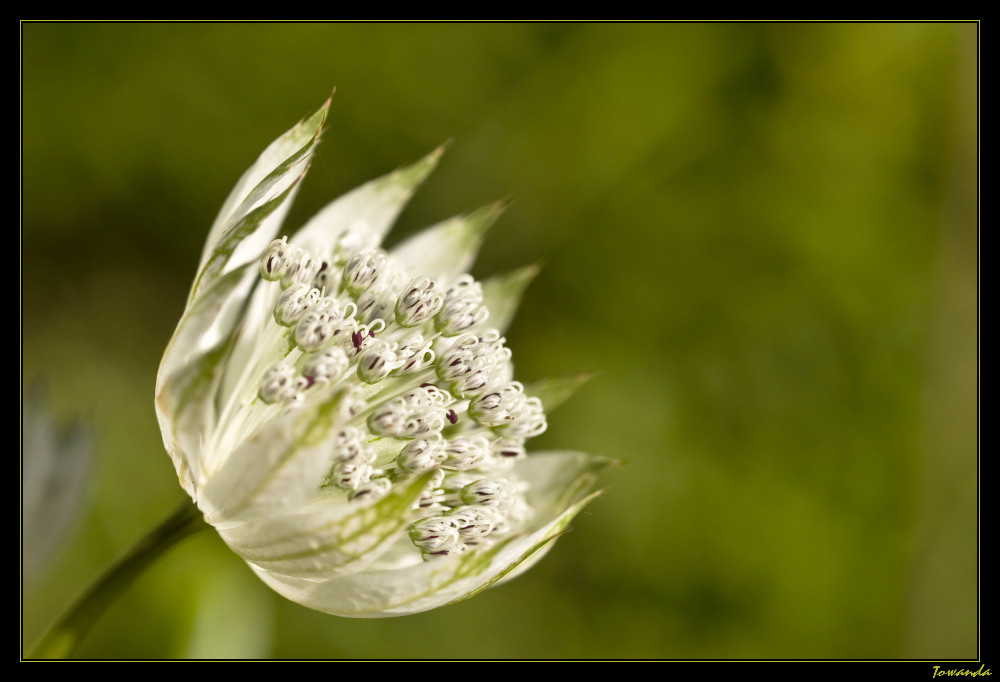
[154,98,611,617]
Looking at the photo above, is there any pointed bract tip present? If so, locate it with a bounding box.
[424,143,448,168]
[391,144,448,191]
[519,261,542,280]
[462,200,509,237]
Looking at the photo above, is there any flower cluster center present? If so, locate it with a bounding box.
[255,238,546,559]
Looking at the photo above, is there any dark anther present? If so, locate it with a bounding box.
[446,409,458,424]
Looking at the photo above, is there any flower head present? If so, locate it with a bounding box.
[155,98,610,617]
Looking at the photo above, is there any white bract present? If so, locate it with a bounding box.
[155,98,610,617]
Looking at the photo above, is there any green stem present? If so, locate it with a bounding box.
[28,499,209,659]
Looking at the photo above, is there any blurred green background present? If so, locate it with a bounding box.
[21,22,978,659]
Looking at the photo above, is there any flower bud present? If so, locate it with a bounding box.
[435,275,488,336]
[442,436,491,470]
[368,386,452,438]
[357,340,399,384]
[293,298,356,352]
[302,347,350,386]
[343,249,388,296]
[395,276,445,328]
[460,477,513,508]
[274,283,321,327]
[468,382,527,428]
[349,476,392,502]
[446,505,496,539]
[333,461,375,491]
[331,427,373,464]
[258,365,308,405]
[281,250,322,289]
[260,237,292,281]
[311,258,338,294]
[408,516,459,553]
[395,438,446,475]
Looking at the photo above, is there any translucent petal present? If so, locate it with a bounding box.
[157,263,253,390]
[389,201,505,282]
[290,146,444,258]
[190,171,308,305]
[197,391,350,527]
[479,264,540,334]
[523,374,593,414]
[156,330,240,498]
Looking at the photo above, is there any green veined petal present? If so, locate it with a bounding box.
[199,99,330,275]
[246,450,612,617]
[248,488,602,617]
[217,473,432,578]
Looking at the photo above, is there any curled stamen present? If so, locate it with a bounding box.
[436,330,511,398]
[340,318,385,358]
[355,288,396,326]
[311,258,339,293]
[451,361,512,400]
[502,396,547,439]
[438,331,508,375]
[368,386,453,438]
[468,382,529,428]
[446,505,496,539]
[391,333,436,377]
[333,460,375,491]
